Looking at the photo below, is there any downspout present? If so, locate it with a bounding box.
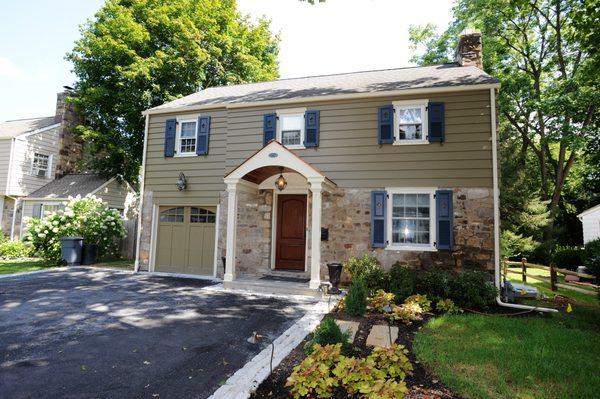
[134,113,150,273]
[8,196,19,240]
[489,88,557,313]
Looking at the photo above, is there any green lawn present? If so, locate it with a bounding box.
[0,258,57,275]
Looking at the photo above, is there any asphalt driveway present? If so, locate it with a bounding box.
[0,268,316,399]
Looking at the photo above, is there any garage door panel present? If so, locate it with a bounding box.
[170,225,188,268]
[201,226,215,274]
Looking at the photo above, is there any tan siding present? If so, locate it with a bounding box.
[0,140,11,193]
[20,199,64,236]
[94,179,132,209]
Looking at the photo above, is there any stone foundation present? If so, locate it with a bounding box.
[137,190,154,271]
[0,197,23,240]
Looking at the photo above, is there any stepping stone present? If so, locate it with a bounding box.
[366,324,398,348]
[335,320,360,342]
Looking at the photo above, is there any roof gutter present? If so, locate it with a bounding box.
[489,87,557,313]
[142,82,500,116]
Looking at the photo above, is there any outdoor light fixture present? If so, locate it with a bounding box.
[176,172,187,191]
[274,167,287,191]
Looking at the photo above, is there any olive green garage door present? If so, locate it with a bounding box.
[156,206,216,276]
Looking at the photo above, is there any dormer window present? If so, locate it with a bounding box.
[31,153,51,178]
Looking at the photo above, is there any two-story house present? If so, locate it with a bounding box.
[135,31,501,294]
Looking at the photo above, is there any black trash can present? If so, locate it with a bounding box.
[82,243,99,265]
[60,237,83,266]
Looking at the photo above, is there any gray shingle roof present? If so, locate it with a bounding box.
[27,174,110,199]
[0,116,58,139]
[148,64,499,112]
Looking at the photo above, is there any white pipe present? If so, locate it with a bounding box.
[134,113,150,273]
[489,88,557,313]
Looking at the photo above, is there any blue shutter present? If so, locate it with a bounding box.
[304,110,320,147]
[436,189,453,250]
[32,203,42,219]
[378,105,394,144]
[371,190,387,248]
[263,113,277,146]
[428,102,445,142]
[196,116,210,155]
[164,118,177,157]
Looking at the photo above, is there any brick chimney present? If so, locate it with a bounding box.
[54,91,84,178]
[455,29,483,69]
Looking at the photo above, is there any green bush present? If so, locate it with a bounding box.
[552,245,584,271]
[448,271,497,310]
[388,262,416,302]
[416,268,451,302]
[344,254,388,294]
[345,278,368,316]
[583,238,600,277]
[0,240,33,259]
[304,316,350,355]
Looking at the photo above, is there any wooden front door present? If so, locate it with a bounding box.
[275,195,307,270]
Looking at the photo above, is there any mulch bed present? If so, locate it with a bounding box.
[250,308,460,399]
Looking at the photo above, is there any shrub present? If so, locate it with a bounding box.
[345,254,388,294]
[332,356,383,395]
[416,268,451,302]
[435,298,463,314]
[404,294,431,313]
[448,271,497,310]
[345,278,368,316]
[552,245,584,271]
[304,316,350,355]
[25,196,126,261]
[368,290,396,313]
[0,240,33,259]
[388,262,416,302]
[583,238,600,277]
[367,344,413,380]
[286,344,343,399]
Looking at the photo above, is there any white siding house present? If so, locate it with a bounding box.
[578,204,600,244]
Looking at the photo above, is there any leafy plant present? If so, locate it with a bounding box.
[435,298,463,315]
[345,254,388,294]
[286,344,343,399]
[552,245,585,271]
[345,278,368,317]
[365,378,408,399]
[332,356,383,395]
[0,240,33,259]
[583,238,600,277]
[404,294,431,313]
[448,271,497,310]
[368,290,396,313]
[416,268,451,302]
[367,344,413,380]
[388,262,416,302]
[388,302,423,325]
[304,316,350,355]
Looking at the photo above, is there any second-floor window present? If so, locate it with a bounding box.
[277,110,305,149]
[31,153,50,177]
[178,120,197,155]
[393,100,428,144]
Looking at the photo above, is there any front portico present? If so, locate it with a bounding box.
[223,141,336,290]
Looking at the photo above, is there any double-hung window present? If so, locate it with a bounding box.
[31,153,50,177]
[387,188,436,251]
[177,120,197,155]
[277,108,306,149]
[393,100,428,144]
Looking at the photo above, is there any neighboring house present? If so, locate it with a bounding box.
[578,204,600,244]
[20,173,136,236]
[0,92,82,239]
[135,30,501,292]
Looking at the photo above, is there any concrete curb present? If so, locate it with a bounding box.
[207,296,338,399]
[0,266,68,279]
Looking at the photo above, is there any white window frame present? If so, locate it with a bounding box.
[385,187,437,252]
[276,108,306,149]
[41,204,61,217]
[393,99,428,145]
[30,153,52,178]
[175,118,198,157]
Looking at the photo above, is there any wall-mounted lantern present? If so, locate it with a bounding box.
[274,167,287,191]
[176,172,187,191]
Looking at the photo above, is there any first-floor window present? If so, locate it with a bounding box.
[42,204,61,216]
[178,120,197,154]
[388,189,435,249]
[278,111,305,148]
[31,153,50,177]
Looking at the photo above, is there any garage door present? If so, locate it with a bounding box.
[156,206,216,276]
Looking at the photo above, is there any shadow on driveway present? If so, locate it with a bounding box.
[0,268,315,399]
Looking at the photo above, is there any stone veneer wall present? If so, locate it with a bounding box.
[1,198,23,240]
[54,92,84,178]
[137,190,153,271]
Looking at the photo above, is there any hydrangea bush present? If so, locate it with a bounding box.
[25,196,126,261]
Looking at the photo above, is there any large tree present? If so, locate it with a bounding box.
[67,0,279,183]
[410,0,599,247]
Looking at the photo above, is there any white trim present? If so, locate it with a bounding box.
[149,204,159,272]
[393,99,428,145]
[9,196,19,240]
[135,114,150,272]
[142,83,501,115]
[384,187,437,252]
[175,118,198,157]
[308,179,322,289]
[29,152,51,178]
[276,107,307,150]
[139,270,221,282]
[578,203,600,218]
[0,196,4,228]
[13,123,61,140]
[224,185,238,282]
[5,138,15,195]
[213,204,221,277]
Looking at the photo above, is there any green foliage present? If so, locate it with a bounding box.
[387,262,416,302]
[388,302,424,326]
[583,238,600,277]
[286,344,342,399]
[345,278,368,317]
[501,230,537,259]
[416,268,451,302]
[333,356,383,395]
[368,290,396,313]
[67,0,279,182]
[345,254,388,294]
[552,245,584,271]
[435,298,463,315]
[304,316,350,355]
[367,344,413,381]
[25,196,125,261]
[0,240,33,260]
[404,294,432,313]
[365,379,408,399]
[448,271,497,310]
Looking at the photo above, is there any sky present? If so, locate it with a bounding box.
[0,0,454,122]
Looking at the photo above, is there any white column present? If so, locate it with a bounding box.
[309,179,323,289]
[224,182,238,282]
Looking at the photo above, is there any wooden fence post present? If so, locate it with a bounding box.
[550,263,558,292]
[521,257,527,283]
